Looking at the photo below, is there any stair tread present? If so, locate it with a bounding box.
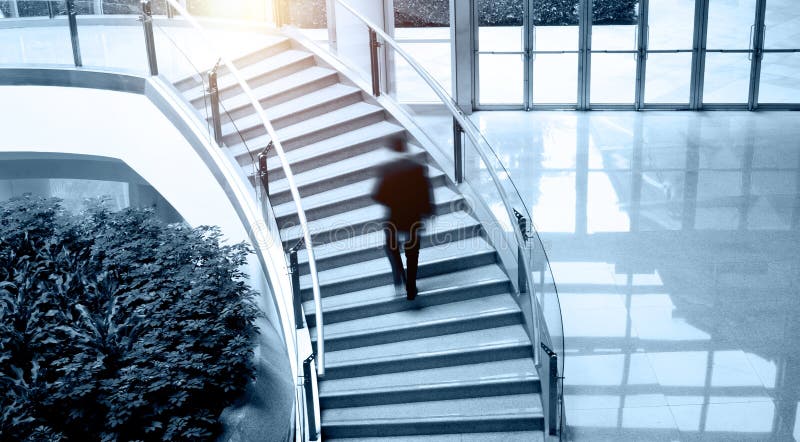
[296,211,481,265]
[219,65,337,112]
[220,83,361,135]
[325,431,544,442]
[322,393,542,422]
[276,175,456,222]
[313,292,518,343]
[265,121,404,173]
[325,325,530,367]
[300,235,494,289]
[185,49,313,101]
[320,357,537,396]
[228,101,383,158]
[270,147,438,196]
[303,264,509,314]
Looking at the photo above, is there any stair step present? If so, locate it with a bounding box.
[220,83,363,145]
[300,235,495,300]
[172,36,291,92]
[323,325,531,379]
[325,431,545,442]
[295,210,483,274]
[268,144,431,203]
[228,102,385,161]
[321,358,537,396]
[216,66,341,122]
[311,293,519,351]
[303,264,511,326]
[321,394,543,437]
[264,121,405,181]
[185,49,316,105]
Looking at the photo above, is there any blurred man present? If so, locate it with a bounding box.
[372,137,434,300]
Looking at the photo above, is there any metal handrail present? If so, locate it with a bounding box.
[161,0,325,378]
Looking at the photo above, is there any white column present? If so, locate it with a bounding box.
[333,0,387,81]
[450,0,474,113]
[93,0,102,14]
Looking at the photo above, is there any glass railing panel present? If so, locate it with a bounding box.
[74,1,149,73]
[0,0,73,66]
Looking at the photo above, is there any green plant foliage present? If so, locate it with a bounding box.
[0,195,259,441]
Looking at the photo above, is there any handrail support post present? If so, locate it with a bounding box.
[258,143,272,196]
[140,0,158,76]
[303,355,319,441]
[453,118,464,183]
[66,0,82,67]
[208,67,224,147]
[368,28,381,96]
[288,248,304,330]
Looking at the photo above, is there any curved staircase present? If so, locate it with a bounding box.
[173,33,546,441]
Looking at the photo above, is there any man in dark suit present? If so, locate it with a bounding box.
[372,137,434,300]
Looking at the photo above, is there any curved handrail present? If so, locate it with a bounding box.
[161,0,326,377]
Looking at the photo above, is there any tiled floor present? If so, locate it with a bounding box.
[472,111,800,441]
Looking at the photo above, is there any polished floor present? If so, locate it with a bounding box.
[472,111,800,441]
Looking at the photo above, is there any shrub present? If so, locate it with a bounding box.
[0,196,259,441]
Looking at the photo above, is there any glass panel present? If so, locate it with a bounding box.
[706,0,757,49]
[644,52,692,104]
[479,53,524,105]
[531,0,579,51]
[590,53,636,104]
[0,1,73,66]
[758,52,800,104]
[591,0,639,50]
[478,0,523,52]
[77,0,148,73]
[532,53,578,104]
[287,0,327,28]
[703,52,752,103]
[396,41,452,100]
[647,0,695,50]
[763,0,799,50]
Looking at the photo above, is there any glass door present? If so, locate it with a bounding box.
[588,0,640,106]
[642,0,696,106]
[701,0,758,105]
[475,0,525,107]
[530,0,581,107]
[757,0,800,105]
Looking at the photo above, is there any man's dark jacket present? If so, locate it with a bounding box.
[373,156,434,232]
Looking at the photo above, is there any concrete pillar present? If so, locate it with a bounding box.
[450,0,474,114]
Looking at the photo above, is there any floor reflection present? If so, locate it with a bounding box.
[473,111,800,441]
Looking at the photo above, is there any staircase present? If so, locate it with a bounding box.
[174,33,546,441]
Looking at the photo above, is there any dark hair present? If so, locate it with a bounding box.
[389,136,407,153]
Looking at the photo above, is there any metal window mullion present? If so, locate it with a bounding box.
[691,0,709,110]
[578,0,592,110]
[748,0,767,110]
[524,0,532,110]
[635,0,649,110]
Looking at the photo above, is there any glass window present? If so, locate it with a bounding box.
[703,52,752,103]
[591,53,637,104]
[533,53,578,104]
[644,53,693,104]
[647,0,696,50]
[706,0,757,49]
[763,0,799,50]
[479,54,524,104]
[759,52,800,104]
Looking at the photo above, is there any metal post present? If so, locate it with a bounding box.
[541,343,559,436]
[368,28,381,96]
[303,355,319,441]
[258,144,271,196]
[289,249,304,329]
[66,0,82,67]
[208,68,224,147]
[453,118,463,183]
[93,0,102,15]
[47,1,54,19]
[166,0,174,19]
[141,0,158,76]
[518,246,527,294]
